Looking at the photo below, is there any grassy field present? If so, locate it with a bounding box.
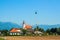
[0,36,60,40]
[0,38,5,40]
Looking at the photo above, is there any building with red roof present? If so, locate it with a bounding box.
[23,21,32,30]
[10,21,33,35]
[10,28,22,35]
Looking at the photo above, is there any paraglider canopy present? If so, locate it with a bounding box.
[35,12,37,14]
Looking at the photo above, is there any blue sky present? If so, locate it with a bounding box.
[0,0,60,25]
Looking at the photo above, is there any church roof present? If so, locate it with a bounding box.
[25,25,32,29]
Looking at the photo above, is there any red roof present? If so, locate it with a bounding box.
[25,25,32,29]
[10,28,20,32]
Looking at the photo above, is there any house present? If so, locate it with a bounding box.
[34,31,43,36]
[10,28,23,35]
[34,31,43,34]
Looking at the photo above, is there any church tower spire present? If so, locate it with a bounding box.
[23,21,26,29]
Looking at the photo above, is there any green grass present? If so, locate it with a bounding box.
[0,38,5,40]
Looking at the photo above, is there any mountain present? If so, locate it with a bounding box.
[0,22,60,31]
[32,24,60,30]
[0,22,21,30]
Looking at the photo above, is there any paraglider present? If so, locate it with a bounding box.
[35,12,37,14]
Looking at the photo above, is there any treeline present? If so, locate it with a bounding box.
[0,26,60,36]
[46,27,60,35]
[33,26,60,36]
[0,30,9,36]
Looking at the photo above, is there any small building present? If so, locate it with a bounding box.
[34,31,43,34]
[10,28,23,35]
[34,31,43,36]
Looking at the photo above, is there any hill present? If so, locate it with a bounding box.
[0,22,21,30]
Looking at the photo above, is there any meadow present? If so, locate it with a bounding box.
[0,38,5,40]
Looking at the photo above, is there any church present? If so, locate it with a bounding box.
[9,21,33,35]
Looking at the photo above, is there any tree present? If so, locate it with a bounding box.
[57,28,60,35]
[39,28,44,32]
[34,26,44,32]
[50,28,57,33]
[34,26,39,31]
[22,29,27,35]
[46,29,51,35]
[1,30,8,36]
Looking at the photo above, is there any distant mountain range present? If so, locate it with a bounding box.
[0,22,21,30]
[0,22,60,30]
[33,24,60,30]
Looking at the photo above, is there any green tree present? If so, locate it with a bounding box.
[57,27,60,35]
[22,29,27,35]
[34,26,40,31]
[34,26,44,32]
[39,28,44,32]
[46,29,51,35]
[1,30,8,36]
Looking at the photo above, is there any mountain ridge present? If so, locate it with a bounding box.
[0,22,60,30]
